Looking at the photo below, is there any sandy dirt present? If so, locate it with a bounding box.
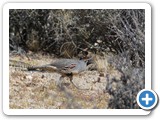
[9,54,111,109]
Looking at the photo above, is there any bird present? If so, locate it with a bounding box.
[10,55,94,89]
[27,58,91,89]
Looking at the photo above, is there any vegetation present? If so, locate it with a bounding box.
[9,9,145,109]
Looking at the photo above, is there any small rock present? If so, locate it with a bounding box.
[99,72,105,77]
[26,75,33,80]
[97,39,102,43]
[41,75,45,78]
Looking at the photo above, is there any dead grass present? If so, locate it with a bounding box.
[95,55,109,73]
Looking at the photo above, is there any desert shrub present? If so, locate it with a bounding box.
[9,9,144,64]
[106,53,145,109]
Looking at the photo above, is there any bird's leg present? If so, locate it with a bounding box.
[68,74,90,90]
[57,75,64,88]
[68,75,73,85]
[58,73,90,90]
[67,73,79,89]
[68,74,84,90]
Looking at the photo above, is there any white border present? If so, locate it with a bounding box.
[3,3,151,115]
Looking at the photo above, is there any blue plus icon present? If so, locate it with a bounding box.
[137,89,158,110]
[142,93,153,105]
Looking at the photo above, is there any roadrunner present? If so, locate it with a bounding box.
[10,58,92,89]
